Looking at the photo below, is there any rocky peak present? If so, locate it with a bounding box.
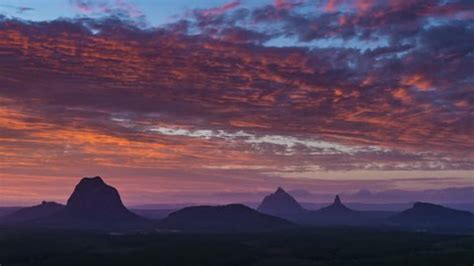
[275,187,286,194]
[65,176,129,219]
[257,187,304,219]
[317,194,353,213]
[334,195,342,205]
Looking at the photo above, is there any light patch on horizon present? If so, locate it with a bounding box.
[271,169,474,182]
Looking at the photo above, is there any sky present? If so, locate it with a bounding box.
[0,0,473,206]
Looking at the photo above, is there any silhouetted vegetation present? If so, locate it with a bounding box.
[1,227,473,266]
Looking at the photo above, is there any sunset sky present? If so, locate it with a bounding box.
[0,0,473,206]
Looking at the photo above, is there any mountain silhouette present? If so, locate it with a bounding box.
[257,190,391,226]
[257,187,305,222]
[389,202,474,229]
[4,180,471,233]
[65,176,132,219]
[2,201,64,223]
[36,176,150,230]
[307,195,370,225]
[317,195,357,214]
[160,204,293,233]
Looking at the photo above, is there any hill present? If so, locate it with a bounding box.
[389,202,474,229]
[160,204,292,233]
[1,201,64,223]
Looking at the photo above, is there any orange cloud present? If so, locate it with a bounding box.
[0,16,472,205]
[402,74,433,91]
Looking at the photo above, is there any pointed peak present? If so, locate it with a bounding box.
[334,195,342,205]
[275,187,286,194]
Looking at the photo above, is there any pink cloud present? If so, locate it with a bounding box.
[199,0,241,17]
[274,0,305,10]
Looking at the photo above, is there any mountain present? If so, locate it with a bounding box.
[131,208,177,220]
[1,201,64,223]
[317,195,352,214]
[389,202,474,229]
[257,187,305,222]
[35,176,151,231]
[257,189,391,225]
[65,176,133,219]
[160,204,292,233]
[0,207,22,218]
[348,187,474,204]
[305,195,391,225]
[307,195,362,225]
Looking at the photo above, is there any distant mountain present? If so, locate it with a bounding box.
[256,189,392,226]
[35,176,151,231]
[307,195,362,225]
[389,202,474,229]
[2,201,64,223]
[257,187,305,222]
[131,208,177,220]
[131,203,195,210]
[300,202,411,212]
[304,195,393,225]
[160,204,292,233]
[347,187,474,204]
[0,207,22,218]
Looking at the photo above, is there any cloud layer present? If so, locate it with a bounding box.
[0,0,472,204]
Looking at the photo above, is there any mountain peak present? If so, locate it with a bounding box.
[318,194,353,212]
[311,194,358,224]
[65,176,132,220]
[22,176,152,231]
[275,187,286,194]
[334,195,342,205]
[257,187,304,220]
[79,176,105,185]
[37,176,152,230]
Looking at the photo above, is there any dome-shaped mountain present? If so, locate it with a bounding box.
[37,176,150,231]
[161,204,292,233]
[389,202,473,228]
[65,176,130,219]
[2,201,64,223]
[257,187,305,221]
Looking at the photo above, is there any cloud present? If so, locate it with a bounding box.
[197,0,241,17]
[0,0,472,204]
[0,4,34,14]
[0,15,472,173]
[70,0,147,27]
[274,0,306,10]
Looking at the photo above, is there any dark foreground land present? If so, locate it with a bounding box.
[1,227,473,266]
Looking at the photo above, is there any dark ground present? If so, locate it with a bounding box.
[0,227,473,266]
